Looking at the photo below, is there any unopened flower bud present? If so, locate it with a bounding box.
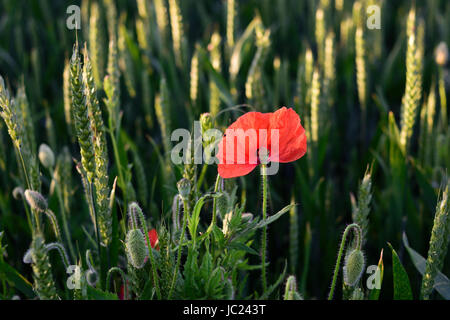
[242,212,253,222]
[12,186,24,200]
[86,269,98,286]
[200,113,215,148]
[38,143,55,169]
[23,248,34,264]
[284,275,303,300]
[200,113,213,133]
[24,190,48,212]
[177,178,191,201]
[128,202,143,229]
[125,229,147,269]
[343,249,365,287]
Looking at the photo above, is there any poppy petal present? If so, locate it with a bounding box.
[268,107,307,163]
[217,112,270,178]
[148,229,158,249]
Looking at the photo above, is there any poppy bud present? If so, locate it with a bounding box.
[24,190,48,212]
[125,229,147,269]
[200,113,215,148]
[284,275,303,300]
[343,249,365,287]
[86,269,98,286]
[23,248,34,264]
[128,202,143,229]
[435,42,448,66]
[200,113,213,134]
[148,229,159,249]
[177,178,191,201]
[12,186,24,200]
[38,143,55,169]
[242,212,253,222]
[222,211,232,235]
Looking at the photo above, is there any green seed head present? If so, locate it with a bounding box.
[24,190,48,212]
[38,143,55,169]
[177,178,191,201]
[125,229,147,269]
[200,113,213,134]
[343,249,365,287]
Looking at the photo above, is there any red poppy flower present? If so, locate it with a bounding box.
[148,229,159,250]
[217,107,307,178]
[119,281,130,300]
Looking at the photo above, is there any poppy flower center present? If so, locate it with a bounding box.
[257,147,270,165]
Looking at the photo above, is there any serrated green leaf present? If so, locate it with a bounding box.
[87,285,118,300]
[388,243,413,300]
[256,204,295,229]
[200,251,213,279]
[227,242,259,255]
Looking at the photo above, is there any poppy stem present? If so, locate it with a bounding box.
[328,223,362,300]
[135,207,162,299]
[168,199,189,300]
[261,164,268,293]
[211,174,221,228]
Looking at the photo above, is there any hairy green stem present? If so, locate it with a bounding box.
[136,208,161,299]
[106,267,127,296]
[328,223,362,300]
[168,199,189,299]
[50,168,76,261]
[261,164,268,292]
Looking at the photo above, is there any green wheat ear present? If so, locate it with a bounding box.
[70,44,96,184]
[63,59,74,137]
[226,0,237,58]
[189,45,200,109]
[168,0,186,68]
[352,168,372,245]
[245,26,270,111]
[310,67,322,146]
[83,47,111,247]
[315,7,326,68]
[0,75,40,192]
[323,31,336,109]
[154,0,169,47]
[208,31,222,117]
[399,8,424,153]
[421,184,449,299]
[31,235,59,300]
[355,25,368,114]
[104,34,121,131]
[88,1,105,89]
[118,14,136,98]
